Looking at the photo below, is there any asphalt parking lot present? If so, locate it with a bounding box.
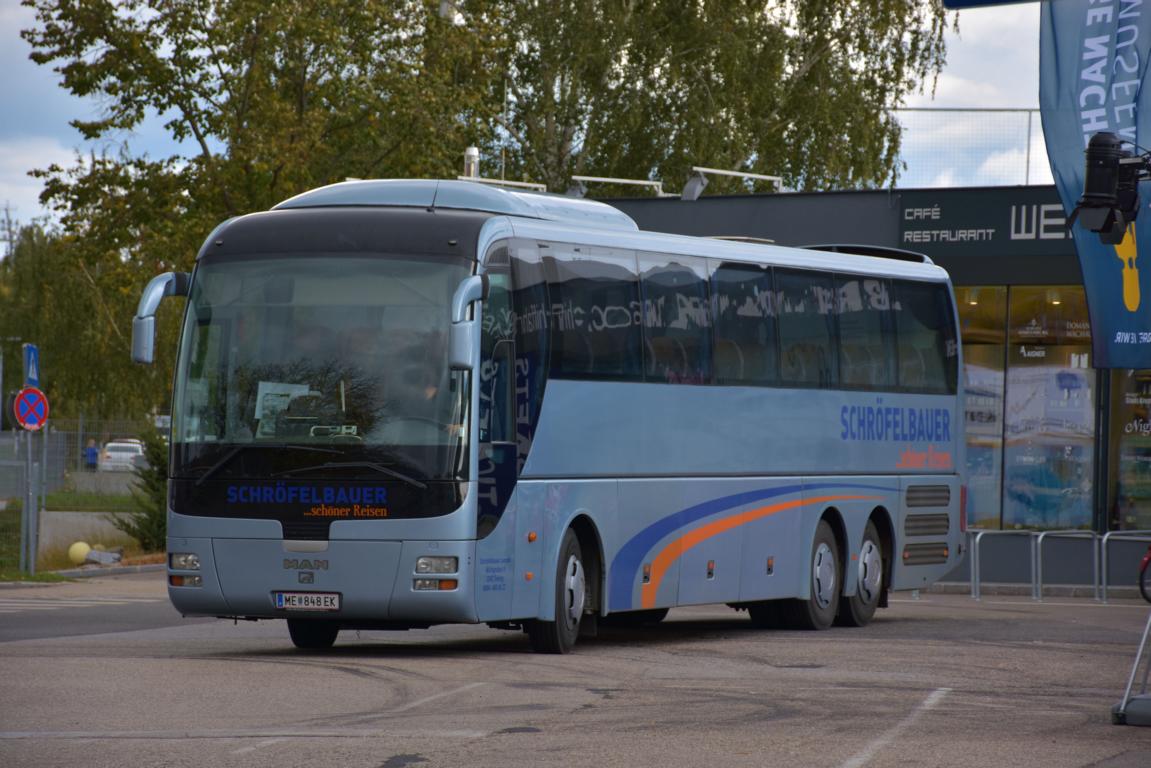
[2,574,1151,767]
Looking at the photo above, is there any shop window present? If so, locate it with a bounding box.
[1108,369,1151,531]
[1002,286,1094,530]
[957,286,1007,530]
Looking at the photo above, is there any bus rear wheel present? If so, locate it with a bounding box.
[527,528,585,654]
[287,619,340,650]
[837,521,884,627]
[782,520,840,630]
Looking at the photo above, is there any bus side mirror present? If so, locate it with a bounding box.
[448,274,489,370]
[132,272,190,364]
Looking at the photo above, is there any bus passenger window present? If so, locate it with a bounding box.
[836,276,894,389]
[777,270,837,388]
[711,262,778,386]
[639,254,711,384]
[543,245,642,381]
[893,281,958,394]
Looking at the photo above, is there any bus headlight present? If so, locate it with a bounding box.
[169,553,201,570]
[415,556,458,574]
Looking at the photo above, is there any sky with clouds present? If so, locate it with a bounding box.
[0,0,1047,224]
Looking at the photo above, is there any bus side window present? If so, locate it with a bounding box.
[487,340,515,443]
[836,275,895,389]
[480,268,514,443]
[777,269,837,388]
[711,261,778,386]
[543,244,642,381]
[639,253,711,384]
[893,281,957,394]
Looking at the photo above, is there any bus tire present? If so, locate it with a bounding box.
[527,528,586,654]
[837,521,884,627]
[287,619,339,650]
[783,520,840,630]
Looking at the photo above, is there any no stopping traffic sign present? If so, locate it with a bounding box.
[13,386,49,431]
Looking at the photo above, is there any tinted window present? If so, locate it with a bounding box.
[836,275,895,388]
[711,262,778,385]
[777,270,837,387]
[639,254,711,384]
[893,281,958,394]
[509,238,550,443]
[544,244,642,380]
[480,266,514,444]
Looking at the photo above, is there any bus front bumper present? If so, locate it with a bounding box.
[166,537,477,624]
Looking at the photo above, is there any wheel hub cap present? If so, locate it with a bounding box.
[858,540,882,603]
[813,542,836,609]
[565,556,586,625]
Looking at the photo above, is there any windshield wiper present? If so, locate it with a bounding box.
[194,444,341,487]
[271,461,428,490]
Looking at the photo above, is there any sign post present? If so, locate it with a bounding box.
[12,385,48,574]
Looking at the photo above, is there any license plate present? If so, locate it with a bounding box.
[273,592,340,611]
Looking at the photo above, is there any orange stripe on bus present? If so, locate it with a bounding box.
[639,495,880,609]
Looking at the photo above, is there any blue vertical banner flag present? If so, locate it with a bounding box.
[1040,0,1151,368]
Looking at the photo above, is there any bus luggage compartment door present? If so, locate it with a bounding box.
[212,539,402,619]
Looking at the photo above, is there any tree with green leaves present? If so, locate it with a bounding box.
[14,0,949,418]
[109,427,169,551]
[488,0,949,193]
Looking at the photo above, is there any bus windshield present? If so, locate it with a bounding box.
[171,252,473,482]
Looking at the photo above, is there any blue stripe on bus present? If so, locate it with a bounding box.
[607,482,897,612]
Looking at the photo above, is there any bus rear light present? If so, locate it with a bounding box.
[169,574,203,588]
[960,485,968,533]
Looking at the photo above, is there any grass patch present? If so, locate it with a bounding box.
[0,506,20,573]
[0,571,72,583]
[5,491,137,514]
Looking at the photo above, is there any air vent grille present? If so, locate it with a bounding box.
[906,485,951,508]
[905,513,950,537]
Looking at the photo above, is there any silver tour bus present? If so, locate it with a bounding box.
[133,180,965,653]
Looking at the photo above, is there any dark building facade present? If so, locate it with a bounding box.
[607,186,1148,536]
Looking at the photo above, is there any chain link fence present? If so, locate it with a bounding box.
[0,419,154,573]
[893,108,1051,189]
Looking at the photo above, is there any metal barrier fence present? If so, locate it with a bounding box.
[969,529,1035,601]
[968,529,1147,603]
[1101,531,1151,604]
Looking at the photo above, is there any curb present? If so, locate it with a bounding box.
[0,562,164,588]
[50,563,166,579]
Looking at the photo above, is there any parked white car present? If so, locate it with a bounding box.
[98,440,144,472]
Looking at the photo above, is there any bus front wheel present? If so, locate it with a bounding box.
[836,521,884,627]
[287,619,340,650]
[527,529,585,654]
[783,520,840,630]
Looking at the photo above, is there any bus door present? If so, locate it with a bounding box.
[477,265,517,538]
